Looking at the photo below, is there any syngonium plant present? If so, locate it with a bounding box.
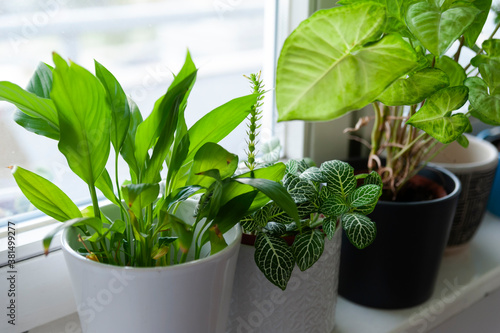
[276,0,500,199]
[0,51,299,267]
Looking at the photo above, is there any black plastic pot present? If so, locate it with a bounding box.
[339,165,461,309]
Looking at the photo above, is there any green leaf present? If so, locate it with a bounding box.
[276,2,418,121]
[11,166,83,222]
[264,222,287,236]
[407,86,471,143]
[347,184,381,208]
[121,183,160,217]
[322,216,338,240]
[208,225,228,255]
[13,110,59,140]
[342,213,376,249]
[320,160,356,197]
[377,68,450,105]
[432,55,467,87]
[260,137,282,164]
[465,77,500,125]
[406,1,480,56]
[186,142,238,188]
[240,214,259,233]
[320,187,349,216]
[120,99,143,182]
[299,167,326,183]
[266,203,295,225]
[95,60,131,153]
[95,169,120,206]
[254,232,295,290]
[26,62,53,99]
[0,81,58,128]
[43,217,102,255]
[51,53,111,186]
[463,0,492,48]
[471,39,500,92]
[283,173,317,204]
[168,213,194,254]
[293,229,325,271]
[135,52,197,183]
[186,93,258,162]
[235,177,301,225]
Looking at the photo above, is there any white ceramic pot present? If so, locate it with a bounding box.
[432,134,499,250]
[226,227,342,333]
[61,201,241,333]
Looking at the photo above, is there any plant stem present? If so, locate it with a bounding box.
[392,132,427,161]
[89,183,101,219]
[369,102,383,169]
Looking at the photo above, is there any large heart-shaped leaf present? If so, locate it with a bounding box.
[377,68,449,105]
[320,160,356,197]
[406,1,479,56]
[254,232,295,290]
[407,86,471,143]
[276,2,418,121]
[51,53,111,186]
[465,77,500,125]
[292,229,325,271]
[342,213,376,249]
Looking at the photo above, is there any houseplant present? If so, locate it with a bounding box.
[227,74,383,332]
[0,52,299,332]
[272,0,500,307]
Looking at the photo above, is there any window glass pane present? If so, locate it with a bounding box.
[0,0,268,223]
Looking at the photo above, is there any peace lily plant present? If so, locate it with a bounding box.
[235,74,383,290]
[0,52,299,267]
[276,0,500,199]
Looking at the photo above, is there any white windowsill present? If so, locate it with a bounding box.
[334,212,500,333]
[21,212,500,333]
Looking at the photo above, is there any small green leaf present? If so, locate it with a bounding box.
[463,0,492,48]
[95,169,120,206]
[208,225,228,255]
[11,166,82,222]
[347,184,381,208]
[186,142,238,188]
[432,55,467,87]
[235,177,301,225]
[240,214,258,233]
[293,229,325,271]
[121,183,160,217]
[407,86,471,143]
[299,167,326,183]
[342,213,377,249]
[283,173,317,204]
[465,77,500,125]
[377,68,449,105]
[26,62,53,99]
[264,222,287,236]
[406,1,480,56]
[322,216,338,240]
[320,160,356,197]
[43,217,102,255]
[168,214,194,254]
[13,109,59,140]
[254,232,295,290]
[320,187,349,216]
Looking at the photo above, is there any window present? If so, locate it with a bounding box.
[0,0,272,225]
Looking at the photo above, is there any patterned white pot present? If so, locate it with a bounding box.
[226,228,342,333]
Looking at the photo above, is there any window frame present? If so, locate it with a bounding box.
[0,1,352,330]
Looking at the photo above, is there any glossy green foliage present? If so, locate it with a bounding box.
[4,51,298,267]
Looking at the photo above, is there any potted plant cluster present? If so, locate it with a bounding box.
[0,52,299,333]
[275,0,500,308]
[226,74,383,332]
